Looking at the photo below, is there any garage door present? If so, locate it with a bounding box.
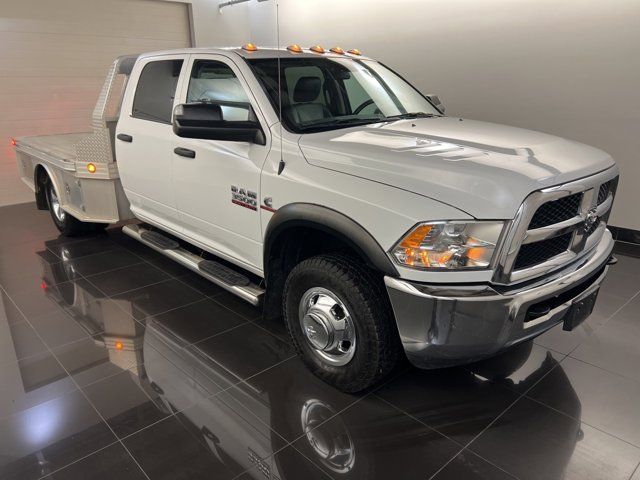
[0,0,192,206]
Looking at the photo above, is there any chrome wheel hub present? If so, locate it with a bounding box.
[49,187,65,222]
[299,288,356,366]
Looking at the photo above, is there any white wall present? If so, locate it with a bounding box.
[171,0,252,47]
[185,0,640,230]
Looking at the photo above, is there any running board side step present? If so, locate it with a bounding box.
[122,224,264,307]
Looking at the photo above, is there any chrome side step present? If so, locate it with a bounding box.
[122,224,264,306]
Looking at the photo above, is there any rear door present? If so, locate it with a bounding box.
[116,55,186,232]
[172,54,270,273]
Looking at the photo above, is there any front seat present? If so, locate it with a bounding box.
[287,76,331,124]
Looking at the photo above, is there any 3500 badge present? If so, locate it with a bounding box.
[231,185,257,211]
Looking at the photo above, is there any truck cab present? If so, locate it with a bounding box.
[15,45,619,392]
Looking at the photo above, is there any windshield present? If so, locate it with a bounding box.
[247,57,440,133]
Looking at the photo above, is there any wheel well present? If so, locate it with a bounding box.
[262,225,381,321]
[34,165,50,210]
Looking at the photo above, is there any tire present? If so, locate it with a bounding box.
[44,176,108,236]
[283,254,401,393]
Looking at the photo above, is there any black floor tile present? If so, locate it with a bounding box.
[144,297,248,345]
[193,322,294,385]
[288,395,461,480]
[113,278,205,321]
[87,262,171,297]
[250,315,291,343]
[528,356,640,447]
[45,235,118,260]
[123,415,244,480]
[0,351,75,419]
[144,254,194,277]
[0,389,116,480]
[466,341,565,394]
[599,268,640,301]
[174,270,226,296]
[0,244,62,295]
[82,369,170,439]
[533,321,595,355]
[9,277,103,320]
[44,443,146,480]
[571,295,640,382]
[0,321,49,365]
[29,309,92,349]
[467,396,640,480]
[376,366,519,446]
[217,356,362,443]
[210,290,262,320]
[431,449,516,479]
[0,290,26,326]
[237,445,333,479]
[66,249,143,278]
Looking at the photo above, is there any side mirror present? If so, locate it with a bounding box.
[172,102,265,145]
[426,94,445,114]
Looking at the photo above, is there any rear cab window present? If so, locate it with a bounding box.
[132,59,183,124]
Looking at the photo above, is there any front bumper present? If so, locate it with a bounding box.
[385,230,614,368]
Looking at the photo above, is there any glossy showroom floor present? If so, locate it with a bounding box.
[1,203,640,480]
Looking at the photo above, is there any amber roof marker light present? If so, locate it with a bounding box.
[330,47,345,55]
[241,43,258,52]
[287,44,303,53]
[347,48,362,56]
[309,45,325,54]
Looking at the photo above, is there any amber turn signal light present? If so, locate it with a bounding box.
[242,43,258,52]
[87,163,97,173]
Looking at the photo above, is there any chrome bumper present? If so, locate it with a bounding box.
[384,230,614,368]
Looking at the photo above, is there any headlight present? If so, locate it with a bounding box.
[391,221,504,270]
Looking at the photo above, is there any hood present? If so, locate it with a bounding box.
[298,117,615,219]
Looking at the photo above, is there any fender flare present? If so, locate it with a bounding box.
[263,203,399,277]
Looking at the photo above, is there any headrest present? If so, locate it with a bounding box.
[293,76,321,103]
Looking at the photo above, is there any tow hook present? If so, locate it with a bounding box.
[607,255,618,266]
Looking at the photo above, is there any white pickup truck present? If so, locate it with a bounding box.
[15,45,619,392]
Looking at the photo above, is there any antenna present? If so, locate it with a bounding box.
[276,2,285,175]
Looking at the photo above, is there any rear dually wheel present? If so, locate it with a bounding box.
[44,176,107,236]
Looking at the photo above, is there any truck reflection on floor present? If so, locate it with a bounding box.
[35,244,583,480]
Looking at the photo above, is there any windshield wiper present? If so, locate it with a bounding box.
[383,112,441,121]
[298,116,385,132]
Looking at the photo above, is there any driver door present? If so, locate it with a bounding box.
[172,54,270,273]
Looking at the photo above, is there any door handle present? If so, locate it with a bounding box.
[117,133,133,143]
[174,147,196,158]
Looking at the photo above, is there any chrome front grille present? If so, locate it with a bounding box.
[514,232,573,270]
[597,180,613,205]
[494,169,619,284]
[528,193,582,229]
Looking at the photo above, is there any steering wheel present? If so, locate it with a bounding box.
[353,99,376,115]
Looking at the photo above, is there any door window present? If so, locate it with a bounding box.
[187,60,251,121]
[132,59,183,124]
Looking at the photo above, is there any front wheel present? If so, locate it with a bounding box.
[283,254,401,393]
[45,176,107,236]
